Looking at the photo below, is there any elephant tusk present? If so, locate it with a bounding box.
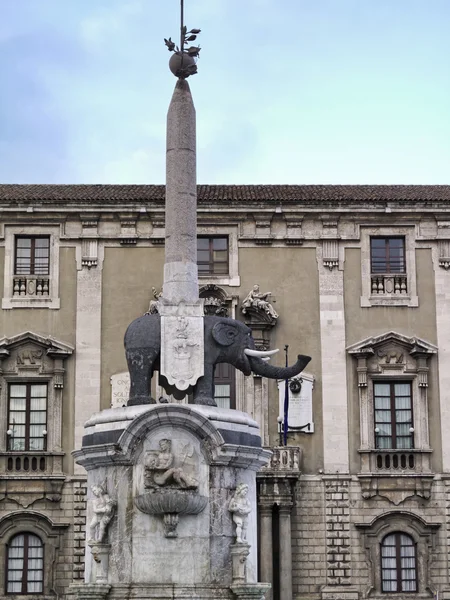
[261,357,271,362]
[244,348,279,358]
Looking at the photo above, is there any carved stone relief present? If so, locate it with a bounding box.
[135,436,207,537]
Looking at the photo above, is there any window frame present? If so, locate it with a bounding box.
[380,532,418,593]
[370,236,406,275]
[213,362,236,410]
[197,236,229,276]
[373,381,414,450]
[14,236,50,277]
[2,226,61,310]
[360,226,418,308]
[6,532,44,595]
[7,383,48,452]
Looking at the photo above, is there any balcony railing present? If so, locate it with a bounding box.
[261,446,302,473]
[371,274,407,295]
[13,276,50,297]
[374,451,415,471]
[0,452,64,476]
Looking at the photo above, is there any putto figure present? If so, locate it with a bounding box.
[144,439,198,490]
[88,481,116,543]
[229,483,252,543]
[241,284,279,321]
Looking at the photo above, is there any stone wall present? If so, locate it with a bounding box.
[291,476,450,600]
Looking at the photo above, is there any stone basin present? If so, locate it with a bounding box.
[135,489,208,516]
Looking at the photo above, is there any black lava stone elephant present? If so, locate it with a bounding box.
[124,314,311,406]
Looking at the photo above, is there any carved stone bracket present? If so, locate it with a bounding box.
[253,214,273,244]
[438,240,450,269]
[284,214,304,245]
[80,215,99,268]
[119,213,138,245]
[322,239,339,270]
[359,474,434,505]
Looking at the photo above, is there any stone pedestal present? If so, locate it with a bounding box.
[73,404,271,600]
[68,583,111,600]
[231,543,250,584]
[87,542,110,584]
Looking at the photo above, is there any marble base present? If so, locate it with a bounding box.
[74,404,271,590]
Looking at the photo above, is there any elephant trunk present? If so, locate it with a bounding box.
[249,354,311,380]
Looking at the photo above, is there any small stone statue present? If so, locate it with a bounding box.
[88,481,116,543]
[145,287,162,315]
[229,483,252,543]
[241,284,278,321]
[144,439,198,489]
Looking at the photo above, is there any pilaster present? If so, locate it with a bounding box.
[74,242,104,473]
[317,242,349,473]
[433,242,450,472]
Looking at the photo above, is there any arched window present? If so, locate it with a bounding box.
[381,532,417,593]
[6,533,44,594]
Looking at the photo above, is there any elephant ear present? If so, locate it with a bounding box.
[212,322,239,347]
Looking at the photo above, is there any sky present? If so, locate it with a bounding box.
[1,0,449,185]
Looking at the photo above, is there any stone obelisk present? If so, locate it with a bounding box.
[158,35,204,393]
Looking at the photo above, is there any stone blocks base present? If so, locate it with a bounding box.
[231,583,271,600]
[68,583,111,600]
[320,587,359,600]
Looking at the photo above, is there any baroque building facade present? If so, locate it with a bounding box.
[0,184,449,599]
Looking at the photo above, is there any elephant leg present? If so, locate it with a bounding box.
[193,364,217,406]
[126,348,158,406]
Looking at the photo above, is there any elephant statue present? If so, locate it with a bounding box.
[124,314,311,406]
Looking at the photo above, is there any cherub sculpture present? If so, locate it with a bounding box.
[88,481,116,544]
[228,483,252,543]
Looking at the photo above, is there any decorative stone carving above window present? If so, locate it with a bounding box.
[2,226,61,309]
[199,284,237,317]
[0,332,73,477]
[347,331,437,478]
[241,285,278,351]
[360,227,418,307]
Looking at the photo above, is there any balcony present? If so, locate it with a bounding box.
[359,448,432,475]
[371,274,407,295]
[13,275,50,297]
[260,446,302,474]
[0,452,64,476]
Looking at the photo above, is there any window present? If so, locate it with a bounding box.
[381,532,417,593]
[197,237,228,275]
[6,533,44,594]
[15,237,50,276]
[371,237,406,274]
[374,382,413,450]
[360,228,417,307]
[7,383,47,451]
[213,363,235,409]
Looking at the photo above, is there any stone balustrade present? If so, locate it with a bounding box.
[371,273,407,295]
[261,446,302,473]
